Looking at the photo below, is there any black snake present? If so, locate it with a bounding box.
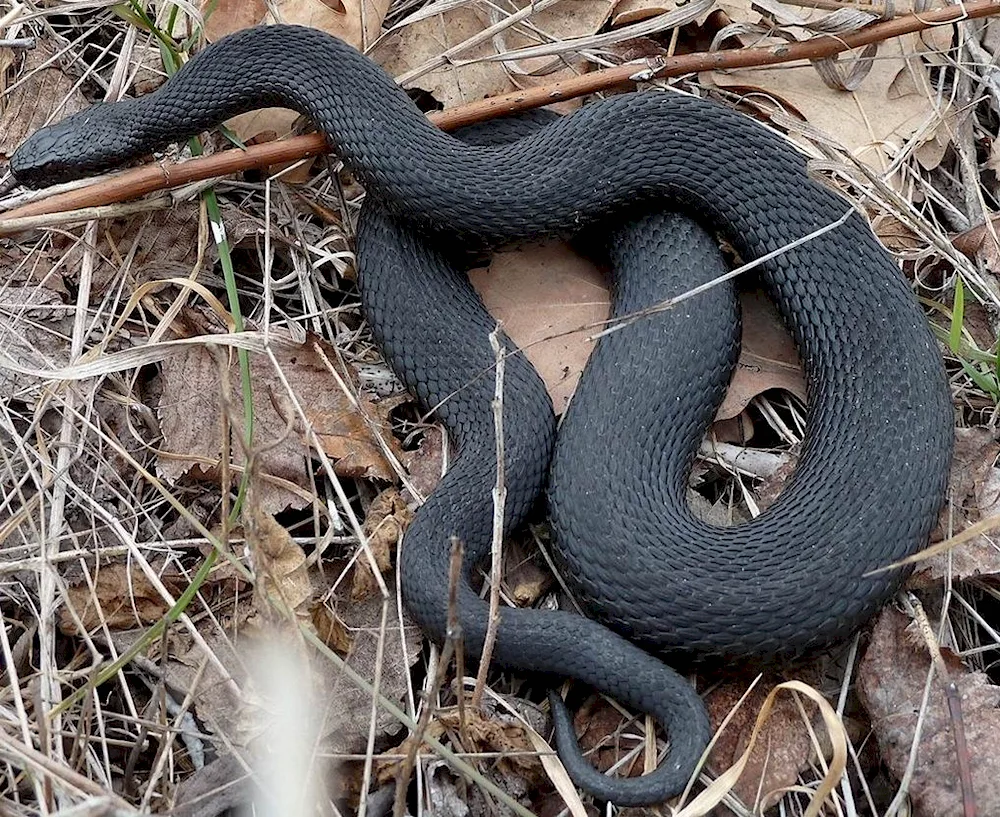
[8,24,953,805]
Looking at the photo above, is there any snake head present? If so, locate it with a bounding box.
[10,100,146,188]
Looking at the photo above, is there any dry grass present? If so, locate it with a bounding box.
[0,2,997,816]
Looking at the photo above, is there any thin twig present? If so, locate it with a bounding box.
[472,328,507,708]
[392,536,465,817]
[902,593,978,817]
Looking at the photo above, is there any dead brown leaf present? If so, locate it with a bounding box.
[505,537,551,607]
[570,694,645,780]
[913,427,1000,585]
[52,201,258,293]
[311,604,353,654]
[157,328,400,513]
[707,26,946,179]
[0,285,75,403]
[59,562,182,634]
[471,245,804,425]
[858,607,1000,817]
[713,412,754,444]
[246,503,314,620]
[326,583,422,748]
[401,424,446,500]
[351,488,411,601]
[438,704,546,781]
[873,213,925,255]
[372,2,613,111]
[718,290,805,422]
[377,698,547,791]
[469,240,607,414]
[0,40,89,161]
[612,0,713,27]
[706,676,819,811]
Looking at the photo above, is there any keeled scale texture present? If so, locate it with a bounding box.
[11,24,954,805]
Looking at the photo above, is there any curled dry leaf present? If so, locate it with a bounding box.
[157,327,400,514]
[872,213,926,255]
[858,607,1000,817]
[914,426,1000,585]
[372,1,613,111]
[59,562,183,634]
[706,676,820,812]
[437,706,547,784]
[246,503,313,622]
[0,39,89,160]
[351,488,411,601]
[311,603,353,655]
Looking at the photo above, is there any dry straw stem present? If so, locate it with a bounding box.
[901,592,977,817]
[3,0,1000,229]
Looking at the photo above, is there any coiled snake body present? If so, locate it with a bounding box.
[10,25,953,805]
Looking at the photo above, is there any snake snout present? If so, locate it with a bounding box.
[10,103,142,188]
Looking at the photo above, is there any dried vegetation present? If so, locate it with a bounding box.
[0,1,999,816]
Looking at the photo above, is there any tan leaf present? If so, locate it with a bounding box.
[706,676,820,811]
[468,240,607,415]
[324,583,422,750]
[247,505,314,618]
[437,705,545,779]
[54,201,258,293]
[401,425,446,500]
[872,213,924,254]
[706,32,946,179]
[913,427,1000,585]
[612,0,713,26]
[352,489,411,601]
[371,2,613,110]
[0,40,89,160]
[858,607,1000,817]
[713,412,754,444]
[311,604,353,654]
[59,563,181,633]
[0,286,75,404]
[157,328,400,514]
[471,247,804,424]
[201,0,268,41]
[378,699,547,789]
[505,537,552,607]
[717,290,806,422]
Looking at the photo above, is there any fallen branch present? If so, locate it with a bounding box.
[2,0,999,228]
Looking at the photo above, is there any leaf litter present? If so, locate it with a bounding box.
[0,1,998,816]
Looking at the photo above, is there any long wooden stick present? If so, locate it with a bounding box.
[3,0,998,227]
